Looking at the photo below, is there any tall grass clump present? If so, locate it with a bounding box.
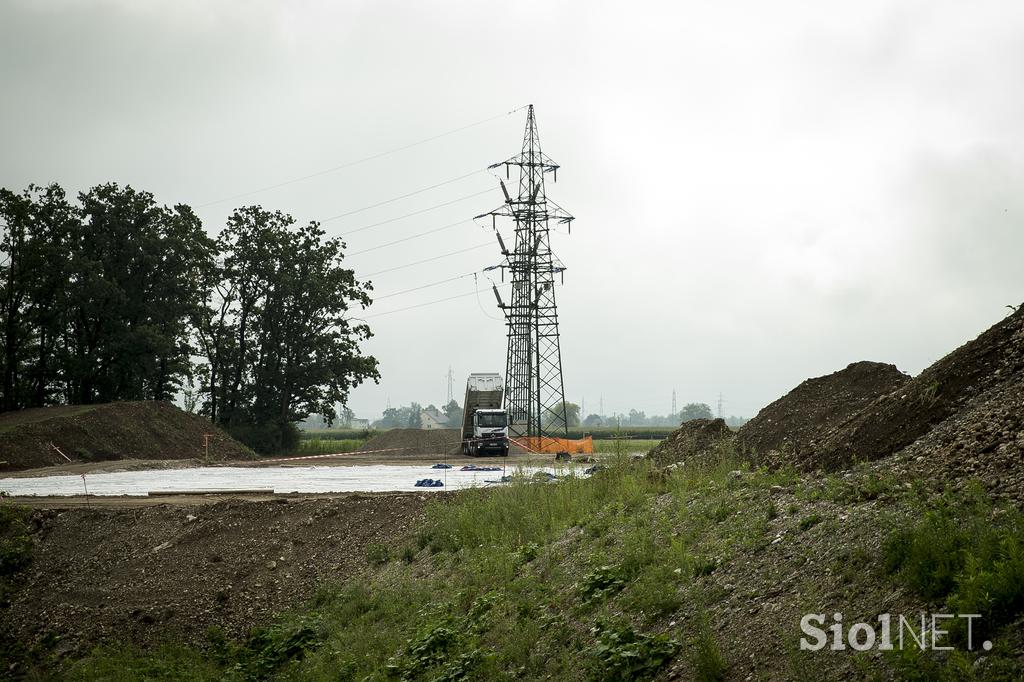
[882,483,1024,645]
[418,457,670,555]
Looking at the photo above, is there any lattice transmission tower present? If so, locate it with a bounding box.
[477,105,575,444]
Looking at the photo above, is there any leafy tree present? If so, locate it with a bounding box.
[443,399,464,428]
[0,183,210,409]
[63,184,215,403]
[544,400,580,429]
[679,402,713,422]
[583,413,603,428]
[338,406,355,428]
[407,402,422,428]
[196,206,378,452]
[628,409,647,425]
[564,401,581,427]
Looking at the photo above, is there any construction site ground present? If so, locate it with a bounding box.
[0,446,614,662]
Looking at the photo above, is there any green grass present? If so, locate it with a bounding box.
[51,447,1024,680]
[882,483,1024,647]
[60,451,758,680]
[289,438,365,456]
[298,428,375,441]
[592,439,660,454]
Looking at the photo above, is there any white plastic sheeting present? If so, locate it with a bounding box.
[0,464,568,497]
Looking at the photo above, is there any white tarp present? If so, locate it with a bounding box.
[0,464,569,497]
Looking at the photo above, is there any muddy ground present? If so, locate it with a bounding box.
[1,491,440,657]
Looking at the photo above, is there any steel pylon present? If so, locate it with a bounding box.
[476,105,575,444]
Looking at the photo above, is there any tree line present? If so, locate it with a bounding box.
[0,183,379,452]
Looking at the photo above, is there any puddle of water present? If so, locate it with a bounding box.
[0,464,577,497]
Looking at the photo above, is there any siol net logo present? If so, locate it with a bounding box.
[800,613,991,652]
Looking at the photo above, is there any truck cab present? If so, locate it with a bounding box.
[470,408,509,456]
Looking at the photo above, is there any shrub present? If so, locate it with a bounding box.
[882,487,1024,644]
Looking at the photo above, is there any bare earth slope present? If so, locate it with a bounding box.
[811,305,1024,471]
[0,401,252,472]
[736,361,910,467]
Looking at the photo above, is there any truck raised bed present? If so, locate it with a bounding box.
[461,373,509,456]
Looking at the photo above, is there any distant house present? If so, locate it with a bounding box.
[420,407,449,430]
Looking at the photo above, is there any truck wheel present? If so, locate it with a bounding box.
[462,442,469,456]
[470,443,478,457]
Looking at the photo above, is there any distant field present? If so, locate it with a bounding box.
[592,438,661,454]
[299,428,375,441]
[301,427,678,440]
[291,438,366,455]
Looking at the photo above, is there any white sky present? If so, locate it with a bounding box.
[2,0,1022,420]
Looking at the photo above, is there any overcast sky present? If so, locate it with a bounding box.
[2,0,1022,421]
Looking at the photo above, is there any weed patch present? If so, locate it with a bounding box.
[588,619,678,681]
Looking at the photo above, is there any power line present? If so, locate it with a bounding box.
[361,243,492,278]
[348,219,475,256]
[365,283,511,319]
[332,188,492,232]
[197,108,523,208]
[321,170,485,221]
[373,272,478,300]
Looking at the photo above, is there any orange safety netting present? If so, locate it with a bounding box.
[512,435,594,454]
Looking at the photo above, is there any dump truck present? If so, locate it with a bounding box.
[461,373,509,456]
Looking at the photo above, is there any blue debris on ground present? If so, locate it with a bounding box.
[431,463,453,469]
[460,465,502,472]
[584,464,607,476]
[414,478,445,487]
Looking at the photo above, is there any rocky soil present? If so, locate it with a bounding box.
[0,401,252,472]
[646,418,732,467]
[1,492,435,656]
[736,361,910,468]
[811,305,1024,471]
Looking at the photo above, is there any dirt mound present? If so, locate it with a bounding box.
[1,493,432,653]
[0,401,252,472]
[810,306,1024,471]
[359,428,461,456]
[647,418,732,467]
[737,361,910,467]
